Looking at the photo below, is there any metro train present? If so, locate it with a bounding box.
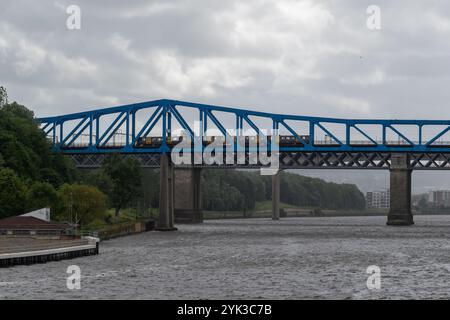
[135,134,311,148]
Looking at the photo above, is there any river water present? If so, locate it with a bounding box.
[1,216,449,299]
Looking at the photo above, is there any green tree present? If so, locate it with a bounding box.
[103,155,142,216]
[0,101,77,185]
[202,177,244,211]
[0,168,27,218]
[26,182,59,212]
[0,86,7,107]
[139,169,160,213]
[55,184,107,225]
[78,169,114,204]
[201,169,367,212]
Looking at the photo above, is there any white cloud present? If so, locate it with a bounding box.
[109,33,131,52]
[15,43,46,77]
[427,11,450,33]
[1,0,450,121]
[323,95,371,115]
[340,69,385,86]
[0,35,8,60]
[119,2,179,19]
[50,52,98,81]
[0,24,47,77]
[1,22,98,81]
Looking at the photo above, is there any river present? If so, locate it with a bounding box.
[1,215,449,299]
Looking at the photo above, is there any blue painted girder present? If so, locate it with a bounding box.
[37,99,450,154]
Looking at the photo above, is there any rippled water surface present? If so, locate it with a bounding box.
[1,216,450,299]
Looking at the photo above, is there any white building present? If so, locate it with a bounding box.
[366,190,390,209]
[428,190,450,207]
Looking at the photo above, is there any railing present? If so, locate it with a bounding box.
[66,229,99,238]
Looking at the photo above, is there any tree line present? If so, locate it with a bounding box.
[201,170,366,211]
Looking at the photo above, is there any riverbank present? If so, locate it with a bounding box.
[81,219,156,241]
[0,236,99,267]
[202,207,389,220]
[202,202,450,220]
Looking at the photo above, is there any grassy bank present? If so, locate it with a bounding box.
[203,201,388,220]
[79,208,156,240]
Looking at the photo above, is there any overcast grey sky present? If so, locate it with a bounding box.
[1,0,450,119]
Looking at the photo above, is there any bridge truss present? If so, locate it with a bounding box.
[38,99,450,169]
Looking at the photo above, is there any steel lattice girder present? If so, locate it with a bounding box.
[69,152,450,169]
[71,154,162,168]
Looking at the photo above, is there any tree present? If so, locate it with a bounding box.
[418,195,428,210]
[0,86,7,107]
[139,169,160,213]
[56,184,107,225]
[78,169,114,204]
[103,154,142,216]
[0,101,77,185]
[26,182,59,212]
[200,169,366,212]
[202,177,244,211]
[0,168,27,218]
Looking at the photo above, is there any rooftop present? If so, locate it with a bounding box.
[0,216,70,230]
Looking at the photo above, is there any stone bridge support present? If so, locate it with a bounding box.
[387,153,414,226]
[272,171,280,220]
[174,168,203,223]
[156,154,177,231]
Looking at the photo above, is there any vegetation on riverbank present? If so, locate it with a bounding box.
[201,170,365,212]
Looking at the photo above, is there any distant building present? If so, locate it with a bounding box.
[366,189,390,209]
[428,190,450,207]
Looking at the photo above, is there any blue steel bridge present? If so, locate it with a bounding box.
[37,99,450,228]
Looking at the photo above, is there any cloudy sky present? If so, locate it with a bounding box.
[1,0,450,120]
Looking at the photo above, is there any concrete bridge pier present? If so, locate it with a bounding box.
[387,153,414,226]
[272,171,280,220]
[156,154,177,231]
[174,168,203,223]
